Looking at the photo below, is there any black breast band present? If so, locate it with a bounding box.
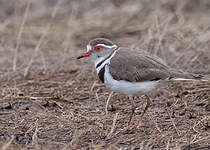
[96,50,117,68]
[98,65,106,83]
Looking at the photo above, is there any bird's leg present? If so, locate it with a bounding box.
[126,97,141,131]
[128,97,136,127]
[119,95,152,133]
[127,95,151,130]
[141,94,152,118]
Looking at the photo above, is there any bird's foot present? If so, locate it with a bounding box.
[127,120,141,131]
[118,120,141,134]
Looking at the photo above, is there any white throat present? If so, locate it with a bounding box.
[94,57,106,68]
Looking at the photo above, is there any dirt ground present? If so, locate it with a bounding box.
[0,0,210,149]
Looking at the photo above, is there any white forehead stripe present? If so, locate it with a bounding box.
[87,44,91,52]
[96,44,118,49]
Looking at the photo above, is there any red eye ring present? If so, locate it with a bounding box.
[94,46,103,52]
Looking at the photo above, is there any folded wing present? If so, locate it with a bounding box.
[109,48,171,82]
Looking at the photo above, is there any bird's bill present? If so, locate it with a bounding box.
[77,51,91,59]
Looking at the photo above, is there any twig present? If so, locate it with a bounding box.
[166,140,170,150]
[24,0,62,77]
[24,23,50,77]
[90,81,97,92]
[148,114,163,135]
[69,129,84,147]
[95,91,100,103]
[2,136,15,150]
[90,81,104,92]
[39,50,47,73]
[13,0,31,71]
[32,119,39,146]
[165,108,180,135]
[192,135,210,145]
[62,2,78,62]
[191,134,199,144]
[105,91,113,115]
[154,15,173,55]
[107,112,119,138]
[192,116,207,134]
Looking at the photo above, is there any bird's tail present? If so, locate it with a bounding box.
[168,69,209,81]
[169,77,209,81]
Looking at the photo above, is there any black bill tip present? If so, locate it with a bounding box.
[77,56,83,59]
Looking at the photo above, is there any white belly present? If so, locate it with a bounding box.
[104,65,162,97]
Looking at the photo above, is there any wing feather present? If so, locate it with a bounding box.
[109,48,170,82]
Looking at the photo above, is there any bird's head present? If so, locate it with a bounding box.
[77,38,118,62]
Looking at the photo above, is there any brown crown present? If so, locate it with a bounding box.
[88,38,114,47]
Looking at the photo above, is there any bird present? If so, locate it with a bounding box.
[77,38,208,130]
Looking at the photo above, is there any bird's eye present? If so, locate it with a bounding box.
[94,46,103,52]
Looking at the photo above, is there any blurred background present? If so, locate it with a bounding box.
[0,0,210,74]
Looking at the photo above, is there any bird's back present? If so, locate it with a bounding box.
[109,48,207,82]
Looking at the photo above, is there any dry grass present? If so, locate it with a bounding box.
[0,0,210,149]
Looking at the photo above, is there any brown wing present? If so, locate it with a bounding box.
[109,48,171,82]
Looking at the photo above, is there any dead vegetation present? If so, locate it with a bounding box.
[0,0,210,149]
